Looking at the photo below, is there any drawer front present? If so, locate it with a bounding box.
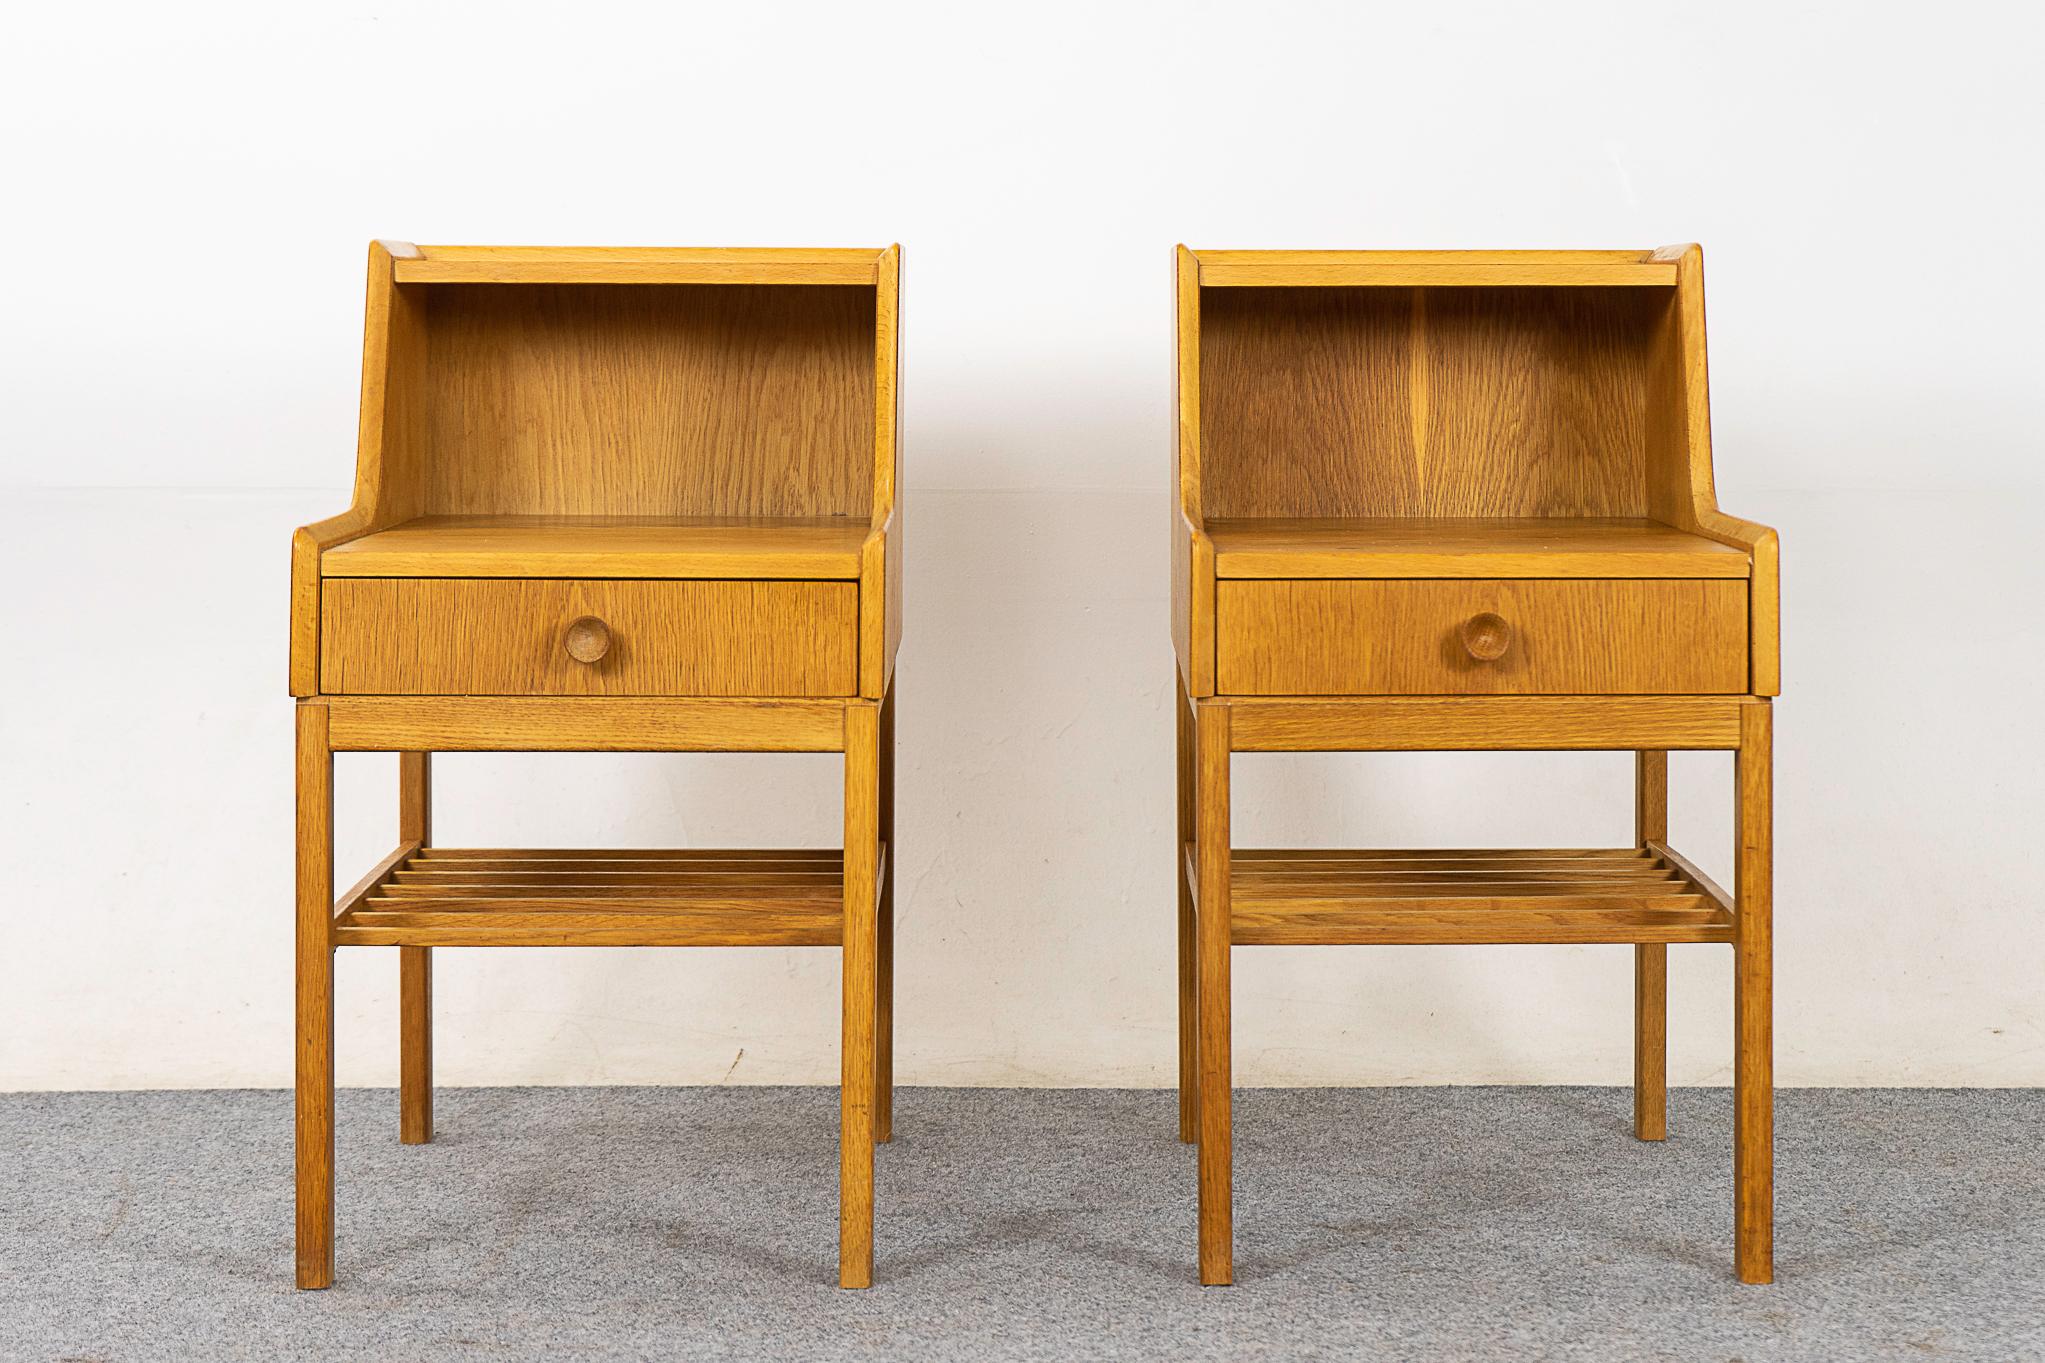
[1217,579,1746,696]
[321,579,857,697]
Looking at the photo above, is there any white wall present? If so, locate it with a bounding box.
[3,0,2041,1090]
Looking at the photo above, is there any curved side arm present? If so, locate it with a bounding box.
[1692,508,1779,696]
[859,506,901,699]
[1173,506,1216,696]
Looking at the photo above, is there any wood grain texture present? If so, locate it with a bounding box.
[1176,670,1199,1144]
[862,246,903,698]
[1199,260,1677,288]
[875,684,896,1144]
[330,848,852,947]
[1174,247,1217,696]
[1634,750,1669,1142]
[1194,701,1233,1285]
[1642,244,1781,696]
[397,245,885,286]
[1198,285,1663,520]
[398,751,433,1146]
[295,703,335,1289]
[1735,701,1774,1283]
[1217,579,1747,696]
[398,752,435,1144]
[1226,696,1752,751]
[1225,847,1732,946]
[840,703,880,1288]
[325,697,847,752]
[321,579,856,697]
[324,516,869,579]
[1207,517,1750,579]
[290,243,430,694]
[415,283,873,518]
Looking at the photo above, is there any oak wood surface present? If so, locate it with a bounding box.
[1735,702,1774,1282]
[290,243,430,694]
[398,751,433,1145]
[862,245,904,697]
[1642,245,1780,695]
[1198,284,1664,520]
[840,704,880,1288]
[875,684,896,1143]
[1194,701,1233,1285]
[1167,247,1777,1287]
[321,578,856,697]
[1634,751,1669,1142]
[292,243,905,1292]
[415,283,874,519]
[1217,579,1747,696]
[1207,517,1750,579]
[331,847,857,947]
[396,246,885,286]
[295,703,335,1289]
[1225,695,1752,751]
[1221,846,1732,946]
[324,515,870,579]
[1174,247,1216,696]
[325,696,848,752]
[1193,252,1678,288]
[1175,669,1199,1143]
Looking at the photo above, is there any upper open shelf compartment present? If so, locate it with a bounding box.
[1186,247,1699,523]
[361,244,896,522]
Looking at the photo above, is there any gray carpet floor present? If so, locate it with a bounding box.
[2,1087,2040,1362]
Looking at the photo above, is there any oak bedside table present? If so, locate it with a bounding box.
[290,243,902,1289]
[1170,246,1779,1285]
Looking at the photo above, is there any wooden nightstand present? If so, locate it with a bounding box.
[290,243,902,1289]
[1170,246,1779,1284]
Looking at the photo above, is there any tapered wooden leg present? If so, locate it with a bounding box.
[398,752,433,1145]
[840,702,881,1288]
[1176,668,1198,1143]
[875,685,895,1145]
[1634,750,1669,1141]
[1194,700,1232,1285]
[1734,703,1774,1283]
[295,702,336,1289]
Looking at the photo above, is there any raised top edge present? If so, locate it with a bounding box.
[387,245,893,286]
[412,245,891,262]
[1188,249,1683,287]
[1188,249,1662,264]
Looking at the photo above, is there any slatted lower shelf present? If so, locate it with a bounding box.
[333,847,868,947]
[1185,845,1733,946]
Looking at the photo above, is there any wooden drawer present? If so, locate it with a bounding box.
[321,579,856,697]
[1216,579,1746,696]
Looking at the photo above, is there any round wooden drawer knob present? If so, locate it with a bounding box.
[1460,612,1513,662]
[564,616,611,664]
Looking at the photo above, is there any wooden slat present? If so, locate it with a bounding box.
[1221,845,1734,945]
[326,697,846,752]
[378,881,841,899]
[416,847,839,860]
[1236,847,1654,861]
[332,845,866,947]
[1225,697,1751,751]
[1646,838,1734,915]
[335,911,843,948]
[333,840,421,918]
[1232,903,1728,946]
